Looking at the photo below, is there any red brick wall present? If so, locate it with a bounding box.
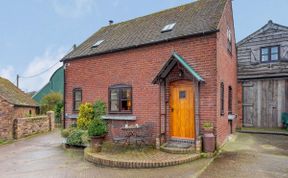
[215,0,238,146]
[65,33,218,143]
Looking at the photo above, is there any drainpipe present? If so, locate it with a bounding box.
[159,81,162,143]
[63,63,66,129]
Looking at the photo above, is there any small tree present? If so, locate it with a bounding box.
[40,92,63,114]
[77,103,94,130]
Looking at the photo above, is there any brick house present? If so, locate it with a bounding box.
[62,0,237,148]
[0,77,38,140]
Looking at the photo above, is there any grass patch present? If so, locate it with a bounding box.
[0,139,13,146]
[240,127,288,133]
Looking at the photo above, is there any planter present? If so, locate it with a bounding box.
[90,135,106,153]
[203,133,215,153]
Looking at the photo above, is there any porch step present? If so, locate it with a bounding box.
[160,140,195,154]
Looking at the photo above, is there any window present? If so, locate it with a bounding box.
[227,26,232,53]
[92,40,104,48]
[73,88,82,111]
[109,84,132,113]
[228,86,232,114]
[161,23,176,33]
[220,82,224,116]
[261,46,280,62]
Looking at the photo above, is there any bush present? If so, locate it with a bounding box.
[54,102,63,124]
[93,100,106,119]
[66,129,87,146]
[77,103,94,130]
[88,119,107,137]
[61,127,74,138]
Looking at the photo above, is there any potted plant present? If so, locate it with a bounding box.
[203,122,214,134]
[202,121,215,153]
[88,118,108,152]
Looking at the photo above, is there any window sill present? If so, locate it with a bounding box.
[102,115,136,121]
[65,114,78,119]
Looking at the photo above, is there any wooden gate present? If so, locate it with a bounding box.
[243,79,288,128]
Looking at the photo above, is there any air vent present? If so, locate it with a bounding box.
[161,23,176,33]
[92,40,104,48]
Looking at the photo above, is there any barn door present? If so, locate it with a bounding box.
[243,80,286,128]
[243,82,255,127]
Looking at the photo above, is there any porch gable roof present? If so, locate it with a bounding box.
[152,52,204,84]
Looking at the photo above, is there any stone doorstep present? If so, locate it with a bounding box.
[84,148,201,169]
[160,143,195,154]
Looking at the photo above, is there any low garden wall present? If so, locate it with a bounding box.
[13,111,55,139]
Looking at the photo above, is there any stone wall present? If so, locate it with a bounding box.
[14,111,55,139]
[0,97,14,140]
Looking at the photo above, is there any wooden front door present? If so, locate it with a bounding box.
[170,80,195,139]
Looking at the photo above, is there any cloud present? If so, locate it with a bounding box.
[19,47,67,92]
[52,0,97,18]
[0,65,15,83]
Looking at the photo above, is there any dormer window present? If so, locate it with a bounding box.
[161,23,176,33]
[92,40,104,48]
[260,46,280,62]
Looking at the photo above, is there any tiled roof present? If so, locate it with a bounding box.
[0,77,38,107]
[62,0,227,61]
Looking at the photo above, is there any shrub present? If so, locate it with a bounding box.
[88,119,107,137]
[54,102,63,124]
[77,103,94,130]
[81,130,90,145]
[61,127,74,138]
[66,129,86,146]
[93,100,106,119]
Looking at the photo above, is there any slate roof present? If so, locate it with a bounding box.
[62,0,227,61]
[0,77,38,107]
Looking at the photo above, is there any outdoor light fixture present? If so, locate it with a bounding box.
[179,69,184,77]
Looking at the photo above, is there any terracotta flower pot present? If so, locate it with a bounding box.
[90,135,106,153]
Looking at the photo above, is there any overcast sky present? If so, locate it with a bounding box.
[0,0,287,92]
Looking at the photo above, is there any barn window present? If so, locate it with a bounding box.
[261,46,280,62]
[228,86,232,114]
[220,82,225,116]
[109,84,132,113]
[73,88,82,112]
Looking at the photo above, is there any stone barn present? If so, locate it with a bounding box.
[0,77,39,140]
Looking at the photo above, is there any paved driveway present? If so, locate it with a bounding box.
[1,131,287,178]
[0,130,211,178]
[199,133,288,178]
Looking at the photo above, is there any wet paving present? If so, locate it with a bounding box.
[0,131,287,178]
[0,131,211,178]
[199,133,288,178]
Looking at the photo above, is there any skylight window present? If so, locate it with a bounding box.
[161,23,176,33]
[92,40,104,48]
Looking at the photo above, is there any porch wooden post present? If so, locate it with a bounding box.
[195,81,200,137]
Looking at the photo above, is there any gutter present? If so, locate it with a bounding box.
[61,29,219,62]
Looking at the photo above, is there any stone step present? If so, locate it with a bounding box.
[160,140,196,154]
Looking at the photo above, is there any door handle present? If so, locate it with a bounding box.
[171,107,174,112]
